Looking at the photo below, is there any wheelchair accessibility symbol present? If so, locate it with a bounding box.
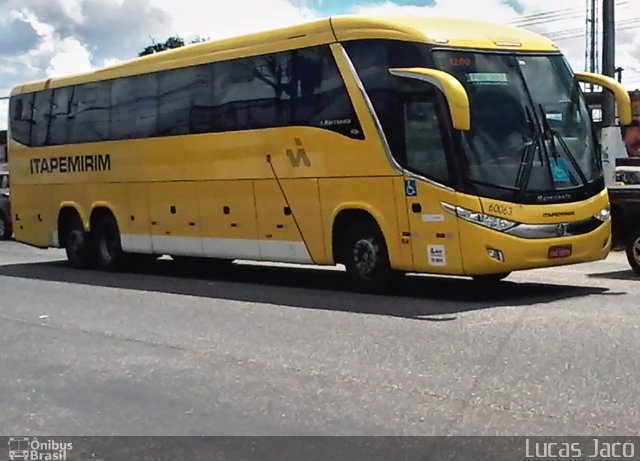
[405,179,418,197]
[550,158,570,182]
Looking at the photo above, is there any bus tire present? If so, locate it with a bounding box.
[64,225,93,269]
[341,217,400,293]
[93,213,124,271]
[0,213,11,240]
[625,226,640,276]
[472,272,511,283]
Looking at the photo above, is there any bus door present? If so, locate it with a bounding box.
[403,177,464,274]
[399,98,464,274]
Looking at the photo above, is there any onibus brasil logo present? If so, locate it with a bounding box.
[8,437,73,461]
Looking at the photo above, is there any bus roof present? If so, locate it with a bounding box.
[11,15,558,94]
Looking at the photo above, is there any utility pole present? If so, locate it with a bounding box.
[599,0,626,188]
[585,0,598,91]
[590,0,597,75]
[602,0,616,126]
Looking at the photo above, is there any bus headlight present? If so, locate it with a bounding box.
[442,203,517,232]
[593,206,611,223]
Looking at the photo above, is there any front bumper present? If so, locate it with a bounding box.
[460,218,611,275]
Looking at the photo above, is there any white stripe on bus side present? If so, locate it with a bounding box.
[120,234,313,264]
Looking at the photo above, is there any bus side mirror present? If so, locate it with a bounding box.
[575,72,632,126]
[389,67,470,131]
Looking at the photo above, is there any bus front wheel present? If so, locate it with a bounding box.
[93,214,124,271]
[342,218,400,293]
[625,226,640,276]
[0,213,11,240]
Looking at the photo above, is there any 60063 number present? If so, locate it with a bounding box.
[488,204,513,216]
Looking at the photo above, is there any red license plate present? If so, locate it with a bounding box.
[548,245,572,259]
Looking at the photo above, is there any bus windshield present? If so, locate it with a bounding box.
[432,51,600,202]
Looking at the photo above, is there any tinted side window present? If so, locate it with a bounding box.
[344,39,452,183]
[111,74,158,140]
[404,100,450,183]
[10,46,365,147]
[250,53,291,130]
[158,67,193,136]
[344,40,434,155]
[189,64,216,134]
[211,46,361,138]
[290,46,363,139]
[9,94,34,146]
[69,81,111,144]
[49,87,71,145]
[212,52,290,133]
[31,90,53,147]
[211,59,240,132]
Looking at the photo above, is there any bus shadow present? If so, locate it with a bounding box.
[0,259,608,320]
[588,269,640,281]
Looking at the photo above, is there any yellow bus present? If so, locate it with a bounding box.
[7,15,633,292]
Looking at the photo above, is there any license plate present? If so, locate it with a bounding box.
[548,244,572,259]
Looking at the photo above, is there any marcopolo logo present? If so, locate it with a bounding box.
[542,211,576,218]
[8,437,73,461]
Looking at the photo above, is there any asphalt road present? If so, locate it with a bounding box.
[1,240,639,436]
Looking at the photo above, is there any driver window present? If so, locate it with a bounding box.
[404,100,450,184]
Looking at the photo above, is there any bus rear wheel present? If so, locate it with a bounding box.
[93,214,124,271]
[64,225,93,269]
[341,218,400,293]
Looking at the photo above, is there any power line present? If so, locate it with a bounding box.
[507,6,583,24]
[508,2,625,24]
[510,12,585,27]
[550,22,640,40]
[509,13,583,28]
[508,0,629,28]
[541,14,640,39]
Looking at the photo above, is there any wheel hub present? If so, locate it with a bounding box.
[353,238,378,275]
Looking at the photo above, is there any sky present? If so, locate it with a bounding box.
[1,0,639,131]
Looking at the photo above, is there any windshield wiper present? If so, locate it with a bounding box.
[515,140,537,192]
[537,104,589,186]
[532,104,559,188]
[515,106,541,192]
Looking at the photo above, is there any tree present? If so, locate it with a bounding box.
[138,35,207,57]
